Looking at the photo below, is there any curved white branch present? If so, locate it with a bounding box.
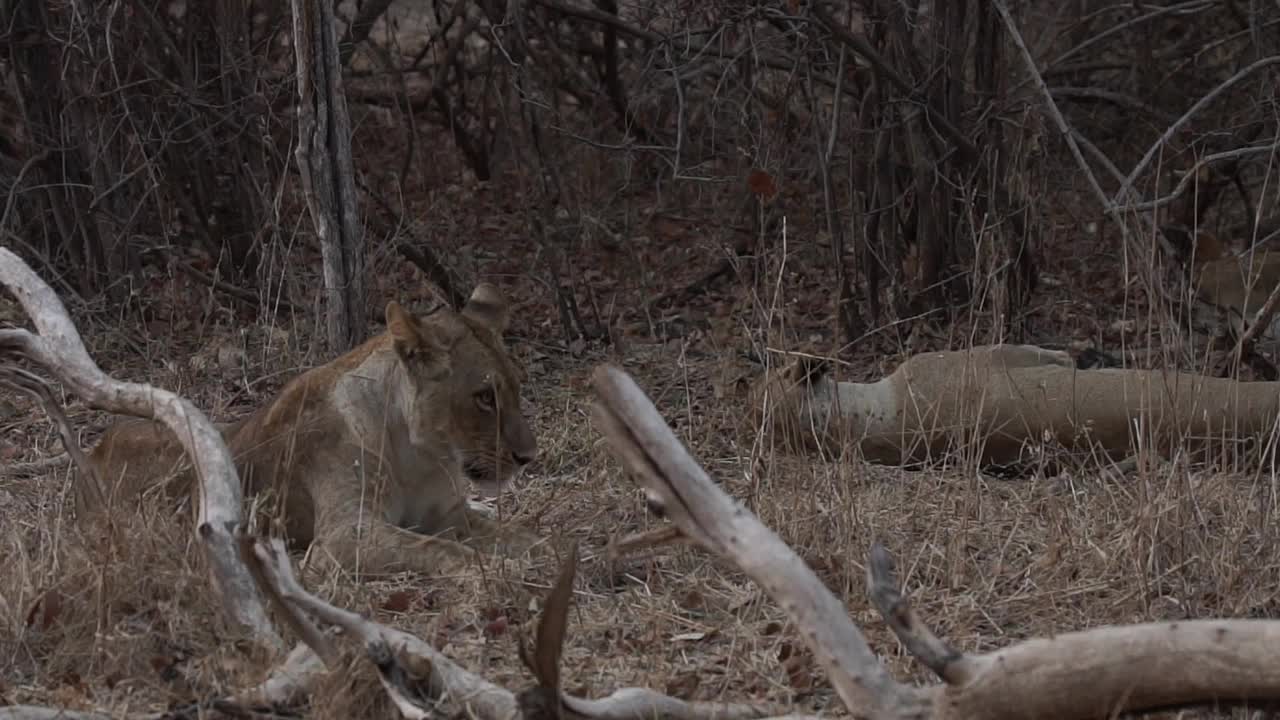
[947,619,1280,718]
[248,536,520,720]
[563,689,779,720]
[247,534,789,720]
[589,364,924,719]
[592,362,1280,720]
[0,247,280,648]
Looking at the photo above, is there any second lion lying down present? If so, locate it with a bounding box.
[751,343,1280,469]
[79,284,548,577]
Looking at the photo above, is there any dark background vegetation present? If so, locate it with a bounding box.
[3,0,1280,717]
[5,0,1277,366]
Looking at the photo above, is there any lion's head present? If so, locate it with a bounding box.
[742,353,837,453]
[382,284,537,495]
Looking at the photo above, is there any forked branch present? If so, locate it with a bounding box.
[0,247,280,647]
[245,534,517,720]
[589,363,1280,720]
[589,364,923,719]
[865,543,973,685]
[242,533,785,720]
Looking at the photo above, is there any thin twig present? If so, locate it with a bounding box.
[810,4,978,163]
[0,365,103,507]
[991,0,1113,216]
[0,246,281,648]
[1232,277,1280,367]
[1117,143,1280,213]
[865,543,975,685]
[1112,55,1280,207]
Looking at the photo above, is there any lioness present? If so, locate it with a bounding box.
[1162,225,1280,345]
[80,284,547,576]
[749,343,1280,469]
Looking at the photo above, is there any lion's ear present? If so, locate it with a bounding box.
[461,283,511,335]
[386,301,424,359]
[1161,224,1226,265]
[386,302,457,378]
[788,355,831,384]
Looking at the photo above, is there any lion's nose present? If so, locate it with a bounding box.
[512,449,536,466]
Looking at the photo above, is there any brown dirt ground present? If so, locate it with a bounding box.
[3,97,1278,720]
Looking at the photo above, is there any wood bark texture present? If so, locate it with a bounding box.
[290,0,368,352]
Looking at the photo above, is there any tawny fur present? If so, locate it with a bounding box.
[79,284,547,577]
[1164,227,1280,341]
[751,344,1280,468]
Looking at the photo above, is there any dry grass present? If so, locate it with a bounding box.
[5,2,1280,716]
[4,179,1279,720]
[4,25,1279,714]
[4,271,1280,720]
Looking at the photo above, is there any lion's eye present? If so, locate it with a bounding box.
[475,388,496,412]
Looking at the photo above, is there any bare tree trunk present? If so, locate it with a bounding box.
[290,0,367,352]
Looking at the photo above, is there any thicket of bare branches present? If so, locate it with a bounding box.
[2,0,1278,347]
[1,1,287,303]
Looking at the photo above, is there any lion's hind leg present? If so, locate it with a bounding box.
[982,343,1077,370]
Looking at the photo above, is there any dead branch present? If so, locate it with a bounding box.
[810,4,978,163]
[337,0,397,67]
[516,543,577,720]
[563,691,780,720]
[1048,86,1179,124]
[1118,143,1280,214]
[169,255,298,315]
[396,240,467,310]
[227,638,331,710]
[244,533,781,720]
[0,247,281,648]
[864,543,973,685]
[1111,55,1280,207]
[939,618,1280,718]
[607,524,690,562]
[0,366,103,507]
[992,0,1117,220]
[350,176,469,310]
[589,363,923,718]
[531,0,664,44]
[237,533,339,667]
[291,0,368,352]
[993,0,1177,318]
[518,543,577,696]
[590,362,1280,720]
[247,533,517,719]
[0,709,116,720]
[1232,274,1280,365]
[0,453,71,477]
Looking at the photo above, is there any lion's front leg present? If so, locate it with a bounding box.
[308,493,484,578]
[324,519,483,578]
[451,504,551,560]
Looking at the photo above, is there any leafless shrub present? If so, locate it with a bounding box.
[1,0,290,304]
[3,1,1276,358]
